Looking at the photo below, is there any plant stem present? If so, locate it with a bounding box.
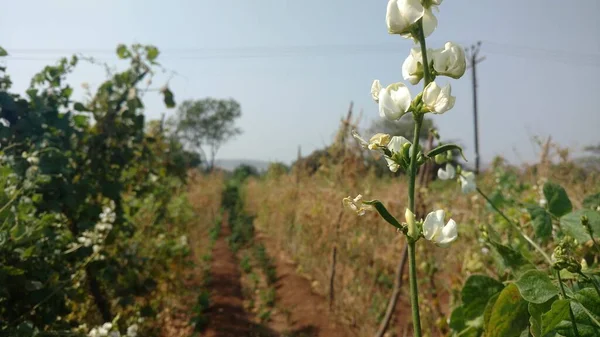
[475,187,553,265]
[407,240,421,337]
[404,19,431,337]
[557,270,581,337]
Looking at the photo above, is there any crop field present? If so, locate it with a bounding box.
[2,1,599,337]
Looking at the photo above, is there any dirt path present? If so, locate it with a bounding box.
[257,232,354,337]
[204,217,276,337]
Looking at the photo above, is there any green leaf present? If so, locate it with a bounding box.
[0,46,7,57]
[555,288,600,337]
[145,45,159,61]
[426,143,467,162]
[162,87,176,108]
[529,298,556,337]
[10,222,27,241]
[583,192,600,210]
[450,305,467,331]
[362,199,404,230]
[541,299,570,335]
[462,275,505,320]
[484,293,501,331]
[116,44,131,59]
[528,206,553,240]
[487,283,530,337]
[73,102,86,112]
[560,210,600,243]
[73,115,89,128]
[544,182,573,217]
[1,265,25,276]
[489,240,536,277]
[514,270,559,304]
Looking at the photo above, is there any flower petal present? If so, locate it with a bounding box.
[421,8,437,37]
[422,209,444,240]
[371,80,382,102]
[437,219,458,247]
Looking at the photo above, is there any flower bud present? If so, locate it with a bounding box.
[405,208,416,239]
[434,153,446,165]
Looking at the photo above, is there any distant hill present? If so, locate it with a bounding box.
[213,159,272,172]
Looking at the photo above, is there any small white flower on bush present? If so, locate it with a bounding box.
[422,210,457,247]
[343,194,373,216]
[459,171,477,194]
[371,80,412,120]
[126,324,138,337]
[437,163,456,180]
[423,82,455,114]
[431,42,466,79]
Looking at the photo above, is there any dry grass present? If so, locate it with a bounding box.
[244,152,599,336]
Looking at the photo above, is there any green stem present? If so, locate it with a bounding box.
[404,19,431,337]
[475,187,553,265]
[558,270,581,337]
[408,240,421,336]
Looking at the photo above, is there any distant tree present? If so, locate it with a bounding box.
[171,98,242,170]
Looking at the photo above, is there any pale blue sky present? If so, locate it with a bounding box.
[2,0,599,165]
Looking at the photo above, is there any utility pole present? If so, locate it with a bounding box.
[467,42,485,174]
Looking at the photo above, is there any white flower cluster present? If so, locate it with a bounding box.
[87,322,138,337]
[69,201,116,258]
[371,0,466,122]
[21,151,39,165]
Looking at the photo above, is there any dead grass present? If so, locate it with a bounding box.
[244,155,599,336]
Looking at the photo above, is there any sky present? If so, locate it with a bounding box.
[2,0,599,165]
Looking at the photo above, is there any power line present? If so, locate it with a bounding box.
[2,42,599,67]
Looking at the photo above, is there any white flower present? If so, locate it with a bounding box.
[432,42,466,79]
[126,324,138,337]
[459,171,477,194]
[0,118,10,127]
[386,0,438,39]
[423,82,455,114]
[89,328,100,337]
[437,163,456,180]
[101,323,112,331]
[368,133,391,150]
[385,136,411,172]
[97,327,108,337]
[376,81,412,120]
[93,245,101,254]
[371,80,382,103]
[343,194,373,216]
[402,47,433,85]
[422,210,457,247]
[109,331,121,337]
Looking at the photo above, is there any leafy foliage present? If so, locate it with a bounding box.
[450,176,600,337]
[0,44,198,336]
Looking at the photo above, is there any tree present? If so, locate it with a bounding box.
[171,98,242,170]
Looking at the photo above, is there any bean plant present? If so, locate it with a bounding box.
[343,1,600,337]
